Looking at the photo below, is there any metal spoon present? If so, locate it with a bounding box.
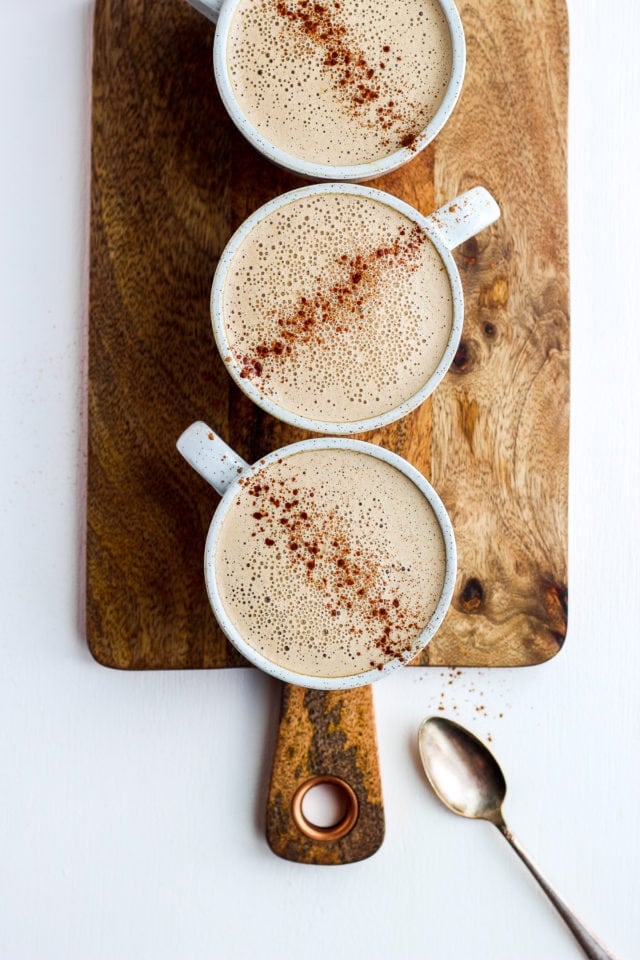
[418,716,617,960]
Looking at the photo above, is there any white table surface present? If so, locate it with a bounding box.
[1,1,638,957]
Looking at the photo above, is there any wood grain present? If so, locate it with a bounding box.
[424,0,569,665]
[266,686,384,864]
[88,0,238,669]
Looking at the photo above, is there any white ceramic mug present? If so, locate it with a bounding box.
[183,0,465,182]
[211,182,500,435]
[177,420,457,689]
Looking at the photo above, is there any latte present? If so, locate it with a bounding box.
[226,0,454,167]
[219,190,454,425]
[213,447,447,678]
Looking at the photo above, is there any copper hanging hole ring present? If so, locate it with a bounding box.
[291,776,359,842]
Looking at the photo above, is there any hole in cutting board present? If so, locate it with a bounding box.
[302,781,349,828]
[291,776,359,842]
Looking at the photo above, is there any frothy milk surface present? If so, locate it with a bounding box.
[221,192,453,424]
[214,448,446,678]
[226,0,453,166]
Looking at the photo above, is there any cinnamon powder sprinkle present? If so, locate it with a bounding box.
[274,0,422,143]
[238,465,423,666]
[235,223,428,381]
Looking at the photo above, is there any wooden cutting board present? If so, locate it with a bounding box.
[87,0,568,863]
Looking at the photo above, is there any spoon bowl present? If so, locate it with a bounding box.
[418,716,506,824]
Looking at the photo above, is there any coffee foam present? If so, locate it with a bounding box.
[221,192,454,424]
[226,0,453,166]
[213,448,446,678]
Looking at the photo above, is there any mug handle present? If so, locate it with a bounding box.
[183,0,224,25]
[177,420,249,495]
[425,185,500,250]
[177,421,386,864]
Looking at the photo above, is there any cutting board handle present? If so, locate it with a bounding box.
[426,185,500,250]
[266,684,385,864]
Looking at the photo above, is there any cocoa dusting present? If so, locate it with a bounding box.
[400,132,418,151]
[429,669,511,733]
[275,0,422,144]
[242,460,422,667]
[234,223,428,382]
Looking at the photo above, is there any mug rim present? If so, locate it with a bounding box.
[203,436,457,690]
[210,181,464,435]
[212,0,466,182]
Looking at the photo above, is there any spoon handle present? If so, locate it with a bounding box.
[497,824,617,960]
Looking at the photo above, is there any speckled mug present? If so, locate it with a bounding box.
[177,420,457,690]
[183,0,465,182]
[211,182,500,435]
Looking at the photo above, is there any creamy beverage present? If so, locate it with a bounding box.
[226,0,454,166]
[220,191,453,424]
[213,447,447,678]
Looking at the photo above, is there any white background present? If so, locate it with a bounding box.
[1,1,638,957]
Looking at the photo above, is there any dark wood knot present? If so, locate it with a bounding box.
[458,236,478,267]
[452,340,472,372]
[460,577,484,612]
[540,580,568,645]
